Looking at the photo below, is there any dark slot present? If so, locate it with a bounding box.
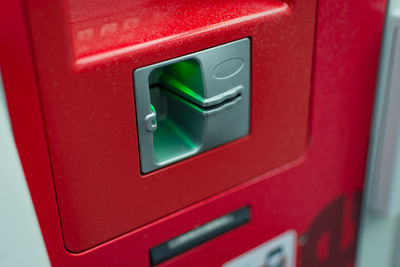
[149,206,250,266]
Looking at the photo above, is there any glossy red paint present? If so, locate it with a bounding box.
[1,0,386,266]
[23,0,316,252]
[68,0,286,60]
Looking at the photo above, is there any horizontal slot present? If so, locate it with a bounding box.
[149,206,250,266]
[154,86,242,116]
[159,73,244,107]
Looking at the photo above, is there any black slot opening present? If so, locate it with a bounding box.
[149,206,250,266]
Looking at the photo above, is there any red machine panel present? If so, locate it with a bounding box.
[24,0,316,252]
[0,0,387,266]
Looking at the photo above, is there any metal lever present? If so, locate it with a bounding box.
[161,89,242,116]
[159,73,244,107]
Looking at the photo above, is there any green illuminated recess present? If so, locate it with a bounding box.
[134,38,250,173]
[148,59,205,163]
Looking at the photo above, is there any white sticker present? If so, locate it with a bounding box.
[223,230,296,267]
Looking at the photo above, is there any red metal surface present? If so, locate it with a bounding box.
[68,0,286,60]
[0,0,386,266]
[23,0,316,252]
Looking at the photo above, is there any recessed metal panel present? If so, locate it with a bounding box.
[134,38,250,173]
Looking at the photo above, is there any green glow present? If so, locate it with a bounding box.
[165,60,203,88]
[162,90,204,114]
[150,104,157,126]
[153,118,199,162]
[150,104,156,113]
[150,59,204,163]
[159,74,205,103]
[158,59,205,103]
[163,119,197,149]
